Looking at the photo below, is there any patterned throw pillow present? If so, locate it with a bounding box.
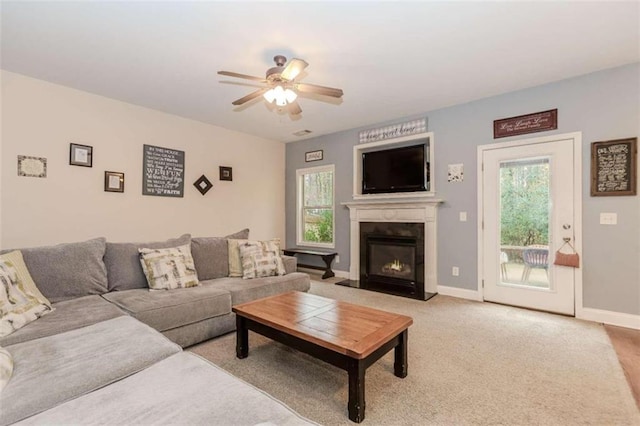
[227,239,248,277]
[0,346,13,392]
[0,251,51,308]
[138,244,199,290]
[238,240,286,279]
[0,261,53,337]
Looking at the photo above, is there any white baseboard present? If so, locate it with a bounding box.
[577,307,640,330]
[297,267,350,279]
[437,285,483,301]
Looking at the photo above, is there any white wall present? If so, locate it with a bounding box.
[1,71,285,248]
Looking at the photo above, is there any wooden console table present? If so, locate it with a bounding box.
[282,248,337,279]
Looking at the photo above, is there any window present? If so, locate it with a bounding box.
[296,165,334,248]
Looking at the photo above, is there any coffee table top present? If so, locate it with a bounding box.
[232,291,413,359]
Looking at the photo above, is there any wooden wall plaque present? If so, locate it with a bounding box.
[590,138,637,196]
[494,109,557,138]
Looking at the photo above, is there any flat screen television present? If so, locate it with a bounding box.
[362,144,429,194]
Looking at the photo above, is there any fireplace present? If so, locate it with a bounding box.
[360,222,424,299]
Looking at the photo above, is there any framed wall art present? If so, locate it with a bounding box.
[194,175,213,195]
[104,171,125,193]
[219,166,233,181]
[305,150,323,162]
[69,143,93,167]
[17,155,47,178]
[590,137,637,196]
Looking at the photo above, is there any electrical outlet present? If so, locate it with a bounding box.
[335,255,340,264]
[452,266,460,276]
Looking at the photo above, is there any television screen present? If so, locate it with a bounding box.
[362,144,428,194]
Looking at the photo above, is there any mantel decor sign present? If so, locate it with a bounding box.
[142,144,185,197]
[305,150,323,162]
[590,137,636,196]
[358,118,427,144]
[493,109,557,139]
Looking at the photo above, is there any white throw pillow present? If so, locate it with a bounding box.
[138,244,200,290]
[0,346,13,393]
[238,240,286,279]
[0,250,51,308]
[0,261,53,337]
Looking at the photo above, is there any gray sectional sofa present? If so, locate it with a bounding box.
[0,231,313,425]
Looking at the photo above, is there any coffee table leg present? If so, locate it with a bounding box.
[347,358,365,423]
[394,329,408,378]
[236,316,248,359]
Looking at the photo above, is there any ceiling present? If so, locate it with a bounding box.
[1,2,638,143]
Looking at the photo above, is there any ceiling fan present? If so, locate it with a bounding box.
[218,55,343,115]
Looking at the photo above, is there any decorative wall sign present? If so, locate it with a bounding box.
[104,171,125,193]
[305,150,323,162]
[359,118,427,144]
[493,109,557,138]
[219,166,233,181]
[194,175,213,195]
[142,144,185,197]
[69,143,93,167]
[448,163,464,182]
[17,155,47,178]
[590,137,636,196]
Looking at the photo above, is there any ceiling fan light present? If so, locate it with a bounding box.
[275,97,287,107]
[284,89,298,103]
[263,88,276,103]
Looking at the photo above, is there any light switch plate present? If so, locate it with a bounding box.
[459,212,467,222]
[600,213,618,225]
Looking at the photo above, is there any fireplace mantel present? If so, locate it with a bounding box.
[342,199,443,298]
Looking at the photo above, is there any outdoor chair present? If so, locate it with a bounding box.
[521,246,549,282]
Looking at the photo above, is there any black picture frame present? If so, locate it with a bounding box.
[590,138,637,196]
[194,175,213,195]
[219,166,233,181]
[70,143,93,167]
[305,150,323,162]
[104,171,125,193]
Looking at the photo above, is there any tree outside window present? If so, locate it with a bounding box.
[297,165,334,247]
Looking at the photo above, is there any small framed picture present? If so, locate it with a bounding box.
[104,171,125,193]
[18,155,47,178]
[305,150,323,162]
[70,143,93,167]
[194,175,213,195]
[219,166,233,181]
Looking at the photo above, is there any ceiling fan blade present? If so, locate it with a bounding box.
[288,101,302,115]
[296,82,343,98]
[232,88,268,106]
[280,58,309,81]
[218,71,266,82]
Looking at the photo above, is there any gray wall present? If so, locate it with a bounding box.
[286,63,639,315]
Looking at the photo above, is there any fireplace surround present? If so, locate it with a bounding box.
[343,199,443,300]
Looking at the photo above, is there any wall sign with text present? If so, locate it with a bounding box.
[493,109,557,139]
[590,138,637,196]
[142,144,185,197]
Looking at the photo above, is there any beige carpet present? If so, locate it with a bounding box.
[189,280,640,425]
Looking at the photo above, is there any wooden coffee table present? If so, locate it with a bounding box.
[232,291,413,423]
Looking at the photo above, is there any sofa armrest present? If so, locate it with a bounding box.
[282,255,297,274]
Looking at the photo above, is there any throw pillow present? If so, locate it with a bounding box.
[228,236,278,277]
[0,261,53,337]
[138,244,200,290]
[0,346,13,392]
[0,251,51,308]
[238,240,286,279]
[192,228,249,280]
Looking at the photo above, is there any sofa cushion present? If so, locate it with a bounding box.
[5,238,108,303]
[105,234,190,291]
[16,352,314,426]
[102,286,231,332]
[0,316,181,425]
[0,261,53,338]
[201,272,311,306]
[192,228,249,280]
[139,244,199,290]
[0,295,126,347]
[239,240,286,279]
[0,251,51,308]
[0,347,13,393]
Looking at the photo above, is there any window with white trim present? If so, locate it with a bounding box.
[296,164,335,248]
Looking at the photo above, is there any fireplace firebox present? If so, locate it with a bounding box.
[359,222,425,299]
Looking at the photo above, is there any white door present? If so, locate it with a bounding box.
[480,135,580,315]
